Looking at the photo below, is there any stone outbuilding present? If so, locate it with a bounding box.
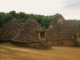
[47,17,77,46]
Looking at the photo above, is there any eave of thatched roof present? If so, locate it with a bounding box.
[36,28,46,32]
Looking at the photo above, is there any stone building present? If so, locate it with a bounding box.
[47,17,77,46]
[12,18,51,49]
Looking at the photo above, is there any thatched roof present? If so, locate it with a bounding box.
[36,29,46,32]
[0,18,21,41]
[47,20,77,41]
[12,18,45,43]
[63,20,77,33]
[12,18,52,49]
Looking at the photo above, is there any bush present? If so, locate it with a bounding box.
[76,41,80,47]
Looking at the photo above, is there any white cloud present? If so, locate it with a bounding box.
[58,0,80,19]
[0,0,65,13]
[0,0,80,19]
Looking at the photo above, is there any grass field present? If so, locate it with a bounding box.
[0,42,80,60]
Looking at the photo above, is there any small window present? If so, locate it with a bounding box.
[40,32,45,38]
[37,32,46,40]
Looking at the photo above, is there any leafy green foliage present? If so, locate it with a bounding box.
[76,41,80,47]
[77,20,80,30]
[9,11,16,18]
[0,11,64,29]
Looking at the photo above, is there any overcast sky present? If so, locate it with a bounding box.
[0,0,80,19]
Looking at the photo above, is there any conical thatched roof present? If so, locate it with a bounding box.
[0,18,21,41]
[12,18,51,49]
[12,18,45,42]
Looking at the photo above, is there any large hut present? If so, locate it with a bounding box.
[0,18,21,42]
[12,18,51,49]
[47,17,77,46]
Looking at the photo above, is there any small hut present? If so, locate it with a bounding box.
[0,18,21,42]
[47,17,77,46]
[12,18,51,49]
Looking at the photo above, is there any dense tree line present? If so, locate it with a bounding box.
[77,20,80,30]
[1,10,80,29]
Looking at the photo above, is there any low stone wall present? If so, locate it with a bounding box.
[51,40,61,46]
[62,40,75,46]
[11,41,51,49]
[50,40,75,46]
[0,40,11,43]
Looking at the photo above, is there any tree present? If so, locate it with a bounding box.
[0,11,65,29]
[9,10,16,18]
[0,12,6,28]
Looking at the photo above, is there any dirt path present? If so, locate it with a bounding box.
[0,45,48,55]
[0,45,80,60]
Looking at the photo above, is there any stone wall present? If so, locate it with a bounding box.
[50,40,75,46]
[11,41,51,49]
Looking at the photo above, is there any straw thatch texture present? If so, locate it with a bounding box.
[47,19,77,46]
[12,18,51,49]
[0,18,21,41]
[13,18,42,42]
